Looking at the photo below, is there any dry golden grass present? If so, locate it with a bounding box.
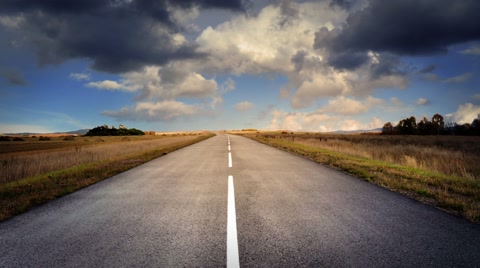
[259,133,480,180]
[1,135,204,183]
[242,132,480,223]
[0,133,214,221]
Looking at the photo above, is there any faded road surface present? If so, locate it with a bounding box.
[1,134,480,267]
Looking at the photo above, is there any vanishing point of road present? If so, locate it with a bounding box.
[1,134,479,267]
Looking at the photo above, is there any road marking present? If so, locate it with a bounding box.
[228,152,232,167]
[228,144,231,151]
[227,175,240,268]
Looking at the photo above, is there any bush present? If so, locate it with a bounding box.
[39,136,51,141]
[0,136,10,141]
[13,137,25,141]
[63,136,75,141]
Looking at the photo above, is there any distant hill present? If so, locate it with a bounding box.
[2,129,90,136]
[58,129,90,135]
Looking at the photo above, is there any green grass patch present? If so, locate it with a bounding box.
[0,134,214,222]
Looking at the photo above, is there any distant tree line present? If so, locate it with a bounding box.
[382,113,480,136]
[85,125,144,136]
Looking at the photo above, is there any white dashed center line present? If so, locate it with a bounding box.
[227,175,240,268]
[228,137,232,167]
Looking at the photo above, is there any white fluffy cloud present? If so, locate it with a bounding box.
[446,103,480,124]
[87,66,218,98]
[265,108,383,132]
[318,96,383,116]
[291,73,348,108]
[86,80,130,91]
[85,65,228,121]
[102,100,202,122]
[195,1,408,109]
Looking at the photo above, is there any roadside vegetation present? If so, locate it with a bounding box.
[382,113,480,136]
[0,132,214,221]
[85,124,145,136]
[240,132,480,223]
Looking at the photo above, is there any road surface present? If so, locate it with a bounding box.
[1,134,479,267]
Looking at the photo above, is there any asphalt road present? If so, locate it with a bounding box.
[1,134,480,267]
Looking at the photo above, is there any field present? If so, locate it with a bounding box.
[0,133,214,221]
[240,132,480,223]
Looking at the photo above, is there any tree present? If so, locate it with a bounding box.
[472,119,480,136]
[417,117,432,135]
[85,125,145,136]
[396,116,416,135]
[431,113,444,135]
[382,122,393,135]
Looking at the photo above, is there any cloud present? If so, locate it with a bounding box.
[318,96,382,116]
[329,0,355,10]
[274,0,300,29]
[264,108,383,132]
[86,80,130,91]
[473,93,480,101]
[443,72,473,83]
[0,68,26,85]
[314,0,480,62]
[416,98,430,106]
[195,2,364,108]
[0,15,23,28]
[291,73,348,108]
[87,65,232,122]
[0,0,249,73]
[102,100,203,122]
[195,2,409,109]
[446,103,480,124]
[235,101,254,111]
[460,45,480,55]
[69,73,90,81]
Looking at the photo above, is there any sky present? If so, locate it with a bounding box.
[1,0,480,133]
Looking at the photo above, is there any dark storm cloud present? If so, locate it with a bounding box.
[368,53,404,79]
[291,50,307,72]
[326,51,369,70]
[0,0,248,73]
[0,0,106,14]
[0,0,248,23]
[315,0,480,69]
[329,0,354,10]
[174,0,248,11]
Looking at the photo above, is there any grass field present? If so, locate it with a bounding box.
[240,132,480,223]
[0,133,214,221]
